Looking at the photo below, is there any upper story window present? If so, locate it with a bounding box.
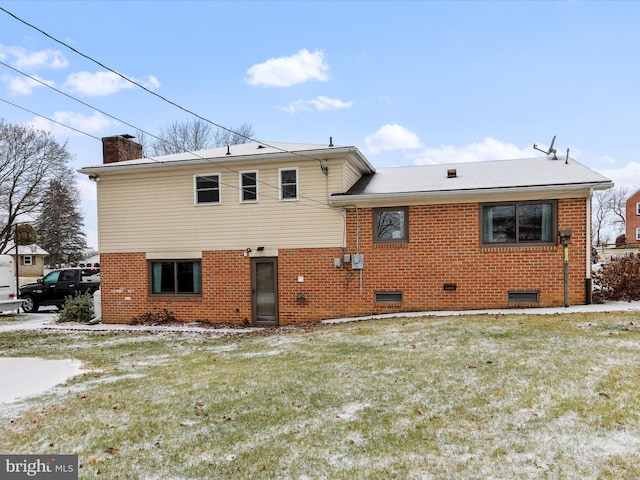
[240,171,258,202]
[481,201,557,245]
[150,260,202,296]
[373,207,408,243]
[636,202,640,215]
[279,167,298,200]
[194,174,220,205]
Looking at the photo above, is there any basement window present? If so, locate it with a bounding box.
[507,290,539,304]
[375,292,403,303]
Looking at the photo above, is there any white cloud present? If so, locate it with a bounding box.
[309,95,353,111]
[598,162,640,190]
[411,137,532,165]
[364,124,422,154]
[0,45,68,70]
[29,111,114,136]
[279,95,353,113]
[144,75,161,89]
[64,71,159,96]
[64,71,135,96]
[246,49,329,87]
[7,75,53,95]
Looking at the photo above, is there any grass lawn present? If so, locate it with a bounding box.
[1,312,640,479]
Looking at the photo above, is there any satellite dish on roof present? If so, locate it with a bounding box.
[14,224,37,246]
[533,135,558,159]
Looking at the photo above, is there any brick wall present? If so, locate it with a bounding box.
[100,198,590,325]
[626,190,640,244]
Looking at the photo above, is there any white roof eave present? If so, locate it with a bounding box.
[330,181,613,206]
[78,145,375,176]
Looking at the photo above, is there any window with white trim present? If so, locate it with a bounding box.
[194,174,220,205]
[240,171,258,202]
[636,228,640,241]
[279,167,298,200]
[22,255,33,266]
[636,202,640,215]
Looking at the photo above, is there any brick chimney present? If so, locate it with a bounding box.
[102,134,143,164]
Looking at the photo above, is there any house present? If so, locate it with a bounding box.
[625,189,640,244]
[4,243,48,277]
[79,135,613,326]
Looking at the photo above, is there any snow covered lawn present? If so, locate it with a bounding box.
[1,311,640,478]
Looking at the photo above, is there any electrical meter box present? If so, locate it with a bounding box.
[351,254,364,270]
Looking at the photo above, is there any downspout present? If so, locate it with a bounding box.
[585,190,593,304]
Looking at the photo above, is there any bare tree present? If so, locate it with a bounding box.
[607,186,629,231]
[149,119,254,156]
[0,120,71,254]
[212,122,255,148]
[592,186,632,247]
[592,190,609,247]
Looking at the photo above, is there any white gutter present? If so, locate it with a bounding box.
[330,181,614,206]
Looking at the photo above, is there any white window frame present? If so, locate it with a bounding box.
[279,167,299,201]
[22,255,33,266]
[636,228,640,241]
[239,170,259,203]
[193,173,221,205]
[636,202,640,215]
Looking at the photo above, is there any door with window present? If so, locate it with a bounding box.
[251,257,278,326]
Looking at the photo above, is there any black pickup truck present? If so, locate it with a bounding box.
[19,267,100,313]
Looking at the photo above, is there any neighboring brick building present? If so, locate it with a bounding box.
[625,189,640,244]
[80,136,612,326]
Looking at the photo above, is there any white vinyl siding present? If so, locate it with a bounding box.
[97,160,349,253]
[344,161,361,191]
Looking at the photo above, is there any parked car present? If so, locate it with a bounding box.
[19,267,100,313]
[0,254,23,313]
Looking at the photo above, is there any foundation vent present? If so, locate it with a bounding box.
[375,292,403,303]
[507,290,539,303]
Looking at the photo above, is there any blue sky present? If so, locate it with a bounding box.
[1,1,639,249]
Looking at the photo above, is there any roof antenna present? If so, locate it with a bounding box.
[533,135,558,160]
[329,136,334,147]
[226,145,231,156]
[565,148,570,165]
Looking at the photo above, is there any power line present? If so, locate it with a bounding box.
[0,97,101,141]
[0,5,332,166]
[0,60,334,209]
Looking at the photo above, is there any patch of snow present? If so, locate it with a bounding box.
[241,349,282,358]
[0,357,84,404]
[336,402,369,420]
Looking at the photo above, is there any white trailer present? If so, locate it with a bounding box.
[0,254,24,313]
